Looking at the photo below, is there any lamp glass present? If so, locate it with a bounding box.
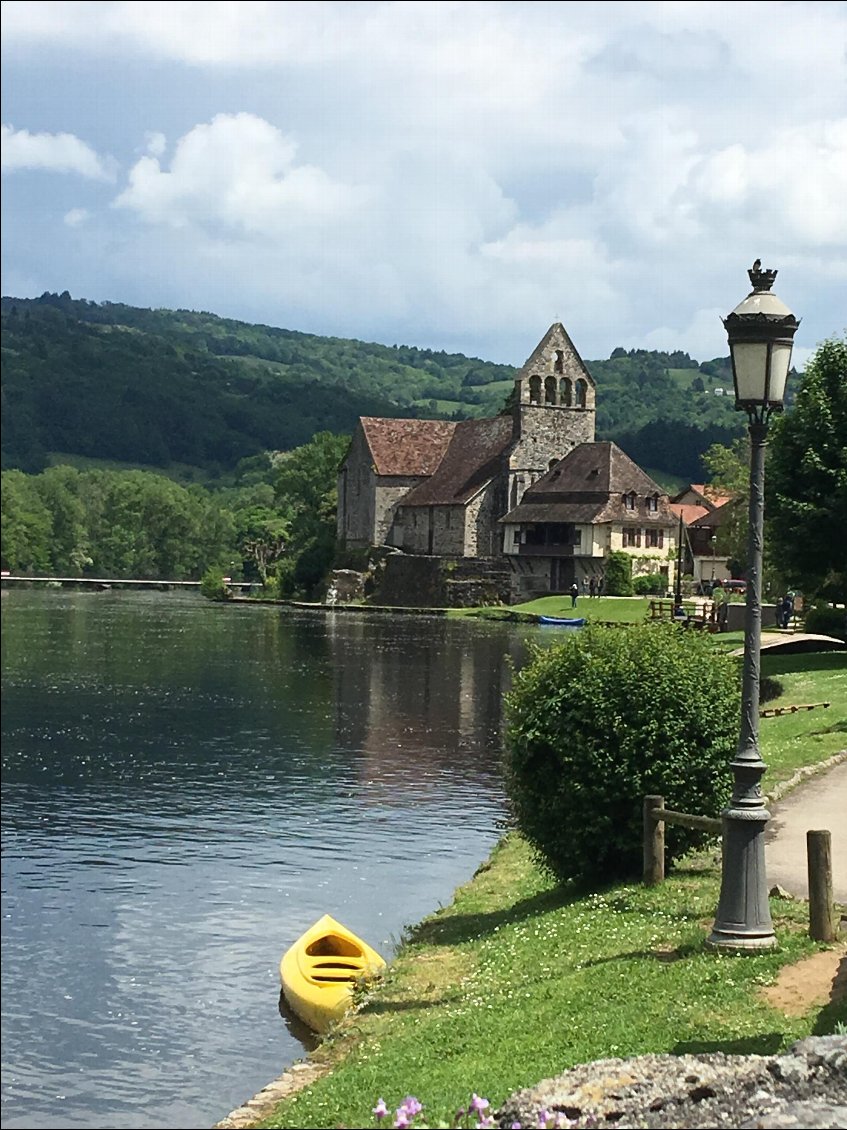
[731,341,770,403]
[766,342,794,404]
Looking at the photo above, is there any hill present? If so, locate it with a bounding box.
[1,292,749,481]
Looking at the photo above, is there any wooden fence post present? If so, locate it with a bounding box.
[643,795,665,886]
[807,830,835,942]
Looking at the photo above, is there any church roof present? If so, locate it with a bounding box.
[501,441,674,525]
[400,415,514,507]
[360,417,457,476]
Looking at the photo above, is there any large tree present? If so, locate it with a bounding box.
[768,336,847,599]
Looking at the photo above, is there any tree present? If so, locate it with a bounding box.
[273,431,350,596]
[768,336,847,599]
[604,550,633,595]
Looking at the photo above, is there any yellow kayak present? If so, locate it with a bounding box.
[279,914,386,1034]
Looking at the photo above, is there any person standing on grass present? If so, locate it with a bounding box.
[714,581,729,631]
[570,581,579,608]
[589,575,597,599]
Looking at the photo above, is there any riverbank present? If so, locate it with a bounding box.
[235,829,844,1130]
[216,650,846,1130]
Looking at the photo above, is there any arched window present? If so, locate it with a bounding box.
[529,374,542,404]
[544,375,557,404]
[560,377,572,406]
[554,350,564,374]
[575,378,587,408]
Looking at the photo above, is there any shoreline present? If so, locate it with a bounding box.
[214,746,847,1130]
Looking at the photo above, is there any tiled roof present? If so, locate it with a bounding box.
[360,417,457,477]
[692,499,737,529]
[400,416,514,506]
[669,502,711,526]
[501,441,675,525]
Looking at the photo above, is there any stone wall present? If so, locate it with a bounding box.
[374,555,512,608]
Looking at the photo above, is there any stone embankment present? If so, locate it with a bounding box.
[496,1035,847,1129]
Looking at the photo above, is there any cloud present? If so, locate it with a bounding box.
[63,207,90,226]
[3,3,845,363]
[114,113,367,233]
[1,124,116,180]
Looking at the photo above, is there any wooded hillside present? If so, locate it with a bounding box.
[1,292,751,481]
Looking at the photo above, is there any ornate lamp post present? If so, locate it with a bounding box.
[708,262,799,952]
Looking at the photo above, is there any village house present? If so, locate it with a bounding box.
[668,484,733,589]
[500,441,678,601]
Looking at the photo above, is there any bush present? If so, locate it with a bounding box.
[605,550,633,596]
[199,566,231,601]
[632,572,666,596]
[804,603,847,641]
[504,623,738,885]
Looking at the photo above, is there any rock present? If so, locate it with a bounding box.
[495,1035,847,1129]
[769,884,795,899]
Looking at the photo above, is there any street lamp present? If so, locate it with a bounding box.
[708,262,799,951]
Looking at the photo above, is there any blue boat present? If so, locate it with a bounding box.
[538,616,586,628]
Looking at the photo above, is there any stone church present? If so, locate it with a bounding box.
[337,323,597,559]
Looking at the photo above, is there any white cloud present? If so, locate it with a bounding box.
[1,125,115,180]
[63,207,90,226]
[114,113,366,232]
[3,3,845,362]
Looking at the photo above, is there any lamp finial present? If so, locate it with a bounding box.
[748,260,777,292]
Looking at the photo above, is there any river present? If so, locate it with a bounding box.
[1,589,533,1129]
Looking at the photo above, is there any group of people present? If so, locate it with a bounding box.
[570,575,605,606]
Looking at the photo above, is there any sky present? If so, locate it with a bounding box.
[2,0,845,367]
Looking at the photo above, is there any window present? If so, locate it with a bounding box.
[646,528,664,548]
[529,374,542,403]
[544,375,557,403]
[513,530,520,547]
[559,377,572,406]
[554,349,564,374]
[623,527,641,547]
[575,378,587,408]
[646,495,658,513]
[623,492,637,511]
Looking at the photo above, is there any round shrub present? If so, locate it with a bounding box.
[504,622,739,886]
[632,572,666,596]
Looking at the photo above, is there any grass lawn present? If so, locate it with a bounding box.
[259,836,843,1130]
[255,640,845,1130]
[759,651,847,788]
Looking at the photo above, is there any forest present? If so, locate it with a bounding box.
[1,292,748,482]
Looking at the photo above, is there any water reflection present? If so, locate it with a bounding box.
[1,591,528,1130]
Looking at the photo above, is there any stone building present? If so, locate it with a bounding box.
[337,323,597,557]
[500,441,678,600]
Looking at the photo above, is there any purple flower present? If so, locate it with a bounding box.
[393,1113,410,1130]
[537,1110,550,1129]
[477,1116,495,1129]
[373,1098,388,1121]
[402,1096,423,1117]
[471,1094,490,1114]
